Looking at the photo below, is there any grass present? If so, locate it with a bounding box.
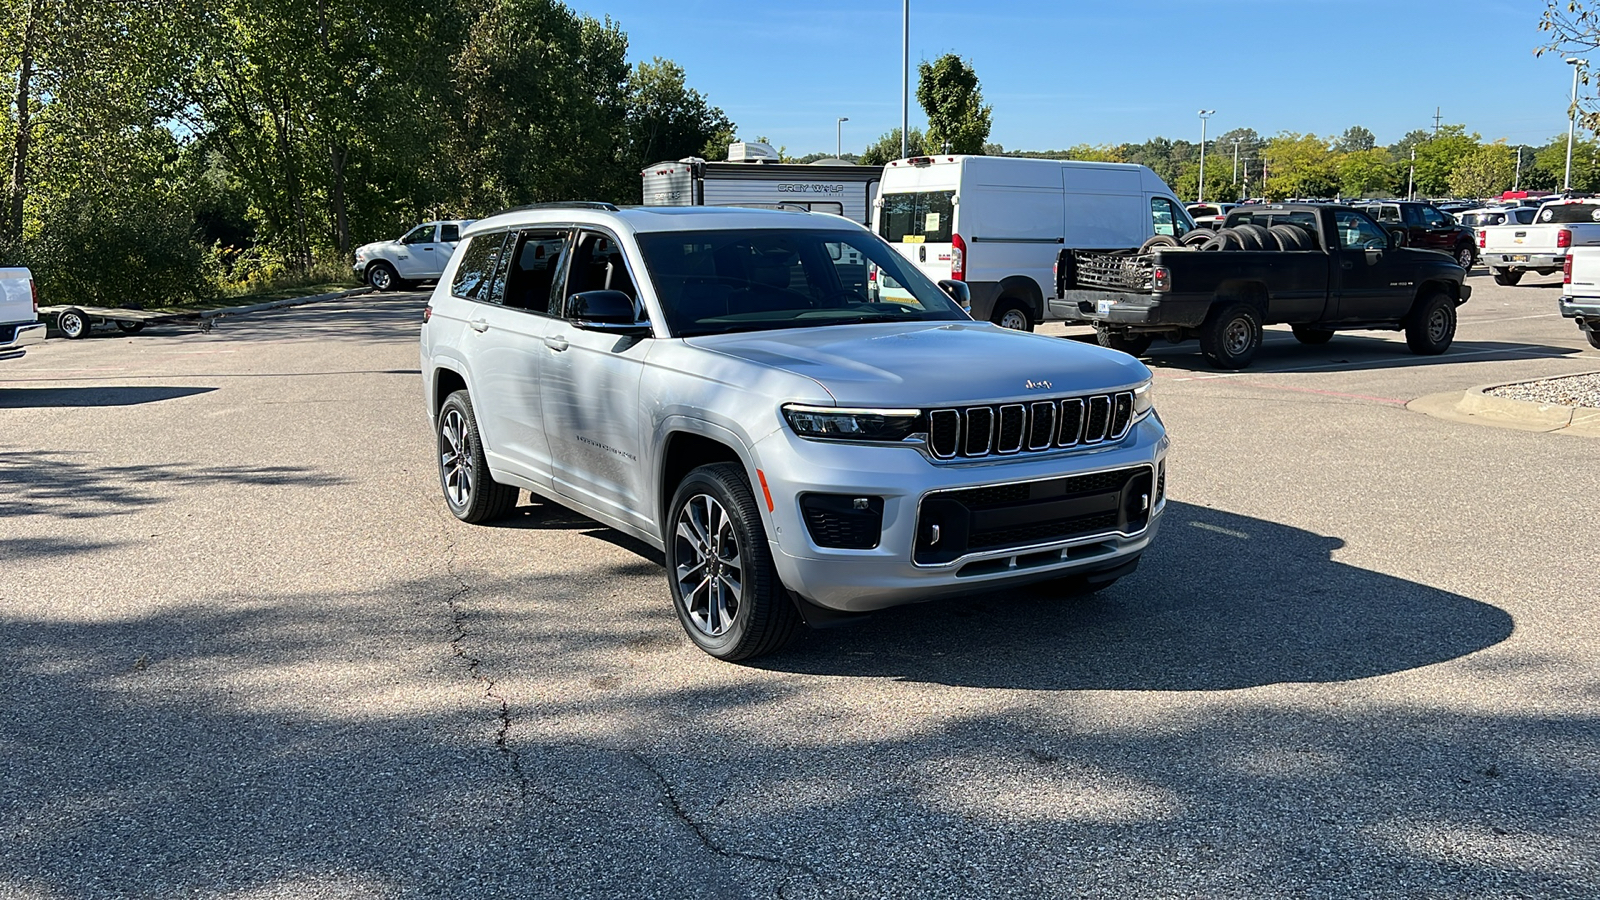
[154,280,363,313]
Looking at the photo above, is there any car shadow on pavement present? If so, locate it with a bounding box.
[756,501,1512,691]
[1131,335,1584,375]
[0,386,216,408]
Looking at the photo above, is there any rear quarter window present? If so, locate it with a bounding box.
[451,233,507,301]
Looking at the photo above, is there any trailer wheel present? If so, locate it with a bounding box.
[116,320,145,335]
[57,307,90,340]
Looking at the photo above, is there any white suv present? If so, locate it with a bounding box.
[421,202,1169,660]
[353,220,473,291]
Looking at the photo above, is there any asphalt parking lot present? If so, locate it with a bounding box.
[2,272,1597,899]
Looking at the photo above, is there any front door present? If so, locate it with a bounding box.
[539,229,654,534]
[395,224,444,280]
[1330,209,1400,322]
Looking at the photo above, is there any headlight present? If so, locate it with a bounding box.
[1133,380,1154,419]
[782,404,924,442]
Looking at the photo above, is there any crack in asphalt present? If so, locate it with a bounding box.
[631,752,822,900]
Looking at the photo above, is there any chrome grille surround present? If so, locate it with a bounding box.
[925,391,1137,461]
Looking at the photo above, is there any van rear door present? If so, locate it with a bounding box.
[876,188,956,302]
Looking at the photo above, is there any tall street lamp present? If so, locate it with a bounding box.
[1197,110,1215,203]
[836,117,849,159]
[1566,57,1588,193]
[901,0,910,159]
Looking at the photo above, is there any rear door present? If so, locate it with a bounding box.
[877,186,957,292]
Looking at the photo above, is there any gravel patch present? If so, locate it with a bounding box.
[1487,372,1600,408]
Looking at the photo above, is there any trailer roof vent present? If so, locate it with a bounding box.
[728,141,781,164]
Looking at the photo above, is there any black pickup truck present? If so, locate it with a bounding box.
[1050,204,1471,368]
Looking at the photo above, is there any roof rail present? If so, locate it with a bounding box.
[484,200,620,217]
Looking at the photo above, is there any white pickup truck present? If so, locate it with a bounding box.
[1559,246,1600,350]
[1478,198,1600,285]
[1,267,45,361]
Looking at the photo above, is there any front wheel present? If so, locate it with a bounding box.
[366,261,400,292]
[436,391,518,523]
[1095,326,1153,356]
[1491,268,1523,286]
[1455,244,1476,270]
[1405,292,1457,355]
[992,299,1034,332]
[667,463,800,661]
[1198,303,1263,369]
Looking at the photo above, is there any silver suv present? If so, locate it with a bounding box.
[421,203,1169,660]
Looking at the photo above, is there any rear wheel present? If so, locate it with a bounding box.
[1586,328,1600,350]
[437,391,518,524]
[667,463,800,661]
[1455,244,1476,270]
[116,320,145,334]
[992,299,1034,332]
[1405,292,1457,355]
[1096,326,1153,356]
[1291,326,1334,345]
[1491,268,1523,286]
[1198,302,1263,369]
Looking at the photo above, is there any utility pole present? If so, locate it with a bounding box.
[1566,57,1587,193]
[1231,139,1241,184]
[1515,146,1522,192]
[1407,148,1416,201]
[900,0,909,160]
[1197,110,1214,203]
[1433,106,1442,136]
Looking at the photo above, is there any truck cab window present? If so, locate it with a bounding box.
[1335,211,1388,250]
[402,225,436,245]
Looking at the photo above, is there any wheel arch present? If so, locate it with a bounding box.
[1214,280,1268,316]
[658,426,752,536]
[1408,279,1463,318]
[995,275,1045,322]
[431,365,468,422]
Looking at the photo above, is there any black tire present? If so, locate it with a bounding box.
[991,299,1034,332]
[366,261,401,292]
[1095,326,1154,356]
[1180,229,1215,247]
[436,390,518,524]
[666,463,800,661]
[56,307,90,339]
[1139,234,1181,252]
[1491,268,1523,286]
[1268,224,1312,251]
[1405,291,1457,355]
[1586,328,1600,350]
[1291,326,1334,345]
[116,320,145,334]
[1198,302,1263,369]
[1455,244,1476,270]
[1232,223,1271,251]
[1209,228,1247,251]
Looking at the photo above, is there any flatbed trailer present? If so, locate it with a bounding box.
[38,305,216,339]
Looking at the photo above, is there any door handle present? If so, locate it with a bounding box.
[543,335,569,352]
[470,318,489,332]
[1341,260,1353,270]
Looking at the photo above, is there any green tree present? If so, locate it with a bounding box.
[1410,124,1480,197]
[860,127,925,165]
[627,57,735,166]
[1535,134,1600,192]
[915,54,992,154]
[1338,148,1397,198]
[1335,125,1376,153]
[1448,142,1516,198]
[1260,132,1338,199]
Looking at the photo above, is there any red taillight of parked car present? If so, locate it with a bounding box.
[1564,256,1574,284]
[1558,228,1573,249]
[950,233,966,281]
[1152,266,1171,292]
[423,305,432,323]
[1478,229,1487,249]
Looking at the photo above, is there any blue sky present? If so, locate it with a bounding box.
[570,0,1586,155]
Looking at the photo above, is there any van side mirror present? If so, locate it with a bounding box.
[938,279,971,311]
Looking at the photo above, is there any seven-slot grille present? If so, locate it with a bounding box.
[926,392,1136,460]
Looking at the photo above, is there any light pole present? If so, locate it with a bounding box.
[1197,110,1214,203]
[1231,138,1241,185]
[901,0,909,159]
[1566,57,1588,193]
[836,117,849,159]
[1407,148,1416,201]
[1515,146,1522,192]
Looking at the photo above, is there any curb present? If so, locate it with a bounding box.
[1408,378,1600,437]
[199,286,374,321]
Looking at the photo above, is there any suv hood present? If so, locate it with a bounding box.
[688,322,1150,407]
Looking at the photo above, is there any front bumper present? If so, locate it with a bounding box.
[754,415,1169,612]
[0,321,45,360]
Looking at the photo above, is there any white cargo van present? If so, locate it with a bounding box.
[872,155,1192,330]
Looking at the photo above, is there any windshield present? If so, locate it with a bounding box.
[634,228,969,337]
[1536,203,1600,224]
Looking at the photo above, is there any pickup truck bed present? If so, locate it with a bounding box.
[1,267,45,361]
[1055,204,1471,369]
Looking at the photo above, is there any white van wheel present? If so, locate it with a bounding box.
[993,301,1033,332]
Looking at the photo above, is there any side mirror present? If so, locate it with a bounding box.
[568,290,650,334]
[1388,227,1407,249]
[938,279,971,311]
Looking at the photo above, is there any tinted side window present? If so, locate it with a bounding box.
[1421,207,1449,227]
[878,191,955,243]
[1514,209,1536,224]
[500,230,573,314]
[401,225,436,245]
[451,233,507,301]
[560,231,642,318]
[440,223,461,243]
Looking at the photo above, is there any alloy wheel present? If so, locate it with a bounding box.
[439,408,472,509]
[674,493,743,637]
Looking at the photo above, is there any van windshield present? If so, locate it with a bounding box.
[635,228,968,337]
[878,191,955,243]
